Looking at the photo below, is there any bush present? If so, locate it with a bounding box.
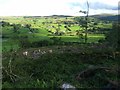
[105,22,120,51]
[18,36,31,48]
[31,40,53,47]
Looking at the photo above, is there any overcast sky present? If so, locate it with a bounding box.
[0,0,119,16]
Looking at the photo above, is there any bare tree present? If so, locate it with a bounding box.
[79,0,89,43]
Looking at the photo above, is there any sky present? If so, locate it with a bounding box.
[0,0,119,16]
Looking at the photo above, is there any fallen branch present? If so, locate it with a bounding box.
[76,66,119,88]
[76,66,111,80]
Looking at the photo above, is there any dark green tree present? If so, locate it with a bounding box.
[1,21,10,27]
[25,24,31,29]
[13,24,21,33]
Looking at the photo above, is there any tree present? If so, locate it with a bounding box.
[13,24,21,33]
[64,26,71,32]
[25,24,31,29]
[1,21,10,27]
[52,24,61,36]
[79,0,89,43]
[56,24,61,35]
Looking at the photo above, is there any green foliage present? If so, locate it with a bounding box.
[13,24,21,33]
[74,17,86,27]
[18,35,31,48]
[31,40,52,47]
[50,37,62,44]
[2,46,119,88]
[1,21,10,27]
[105,22,120,51]
[1,16,110,53]
[25,24,31,29]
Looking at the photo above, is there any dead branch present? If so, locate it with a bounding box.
[8,56,12,73]
[2,66,16,82]
[3,66,21,82]
[76,66,119,88]
[76,66,111,80]
[2,53,21,82]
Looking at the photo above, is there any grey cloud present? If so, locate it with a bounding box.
[69,2,119,10]
[89,2,119,10]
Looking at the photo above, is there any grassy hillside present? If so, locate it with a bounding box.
[90,14,119,21]
[1,16,119,89]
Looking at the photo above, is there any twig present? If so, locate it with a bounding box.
[30,73,34,78]
[2,53,21,82]
[2,66,15,82]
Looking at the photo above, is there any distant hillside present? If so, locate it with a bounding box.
[23,16,42,18]
[90,14,119,21]
[23,14,119,21]
[50,15,73,18]
[23,15,73,18]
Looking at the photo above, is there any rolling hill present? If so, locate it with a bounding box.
[90,14,119,21]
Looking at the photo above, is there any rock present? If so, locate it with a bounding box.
[23,51,28,56]
[41,51,46,54]
[61,83,76,90]
[49,49,53,53]
[38,49,41,52]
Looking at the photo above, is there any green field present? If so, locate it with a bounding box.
[1,16,108,52]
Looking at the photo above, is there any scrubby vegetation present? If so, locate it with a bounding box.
[1,15,120,89]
